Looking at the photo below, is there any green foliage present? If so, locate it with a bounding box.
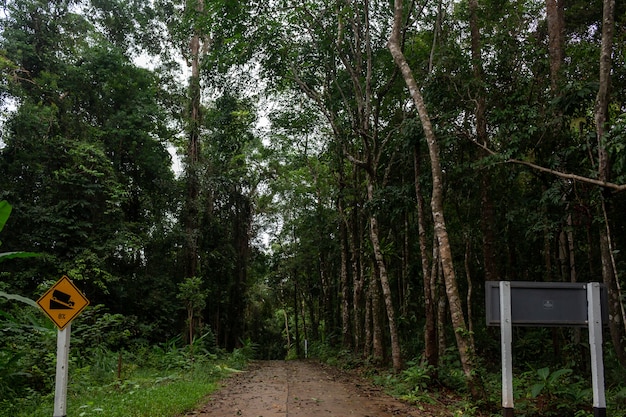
[529,366,574,398]
[0,352,229,417]
[1,0,626,415]
[72,305,135,351]
[0,201,39,262]
[227,338,258,369]
[514,366,592,417]
[401,360,434,392]
[0,289,56,405]
[0,313,241,417]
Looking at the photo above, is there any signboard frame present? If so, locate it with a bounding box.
[486,281,607,417]
[485,280,608,327]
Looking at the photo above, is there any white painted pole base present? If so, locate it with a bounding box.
[499,282,514,414]
[587,283,606,417]
[53,323,71,417]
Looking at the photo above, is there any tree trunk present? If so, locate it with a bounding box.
[401,213,410,317]
[366,178,402,371]
[436,251,447,361]
[351,210,365,354]
[340,202,352,349]
[364,276,372,358]
[184,6,203,279]
[595,0,626,367]
[294,279,301,357]
[414,144,438,368]
[389,0,482,398]
[370,266,384,362]
[283,309,291,351]
[469,0,498,283]
[546,0,565,92]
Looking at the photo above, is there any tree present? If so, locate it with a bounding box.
[594,0,626,366]
[389,0,482,398]
[261,0,407,371]
[0,0,177,334]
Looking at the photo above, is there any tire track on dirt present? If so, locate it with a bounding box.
[184,360,449,417]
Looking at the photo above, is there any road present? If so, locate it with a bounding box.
[184,360,448,417]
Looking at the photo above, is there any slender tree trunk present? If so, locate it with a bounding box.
[340,203,352,348]
[464,237,475,347]
[366,178,402,371]
[305,283,320,341]
[401,213,410,317]
[546,0,564,92]
[300,292,308,344]
[594,0,626,366]
[294,279,301,358]
[364,276,372,358]
[414,144,437,368]
[566,212,576,283]
[370,266,384,362]
[284,309,291,351]
[389,0,482,398]
[350,187,366,354]
[435,247,447,360]
[351,212,365,353]
[184,1,203,279]
[469,0,498,283]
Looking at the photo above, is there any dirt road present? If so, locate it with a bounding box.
[185,360,450,417]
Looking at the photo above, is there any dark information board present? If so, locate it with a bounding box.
[485,281,608,327]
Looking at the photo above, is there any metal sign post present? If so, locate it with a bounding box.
[53,324,71,417]
[499,281,514,417]
[37,275,89,417]
[587,283,606,417]
[486,281,607,417]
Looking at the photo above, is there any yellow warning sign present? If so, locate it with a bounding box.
[37,275,89,330]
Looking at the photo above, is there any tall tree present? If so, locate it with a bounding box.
[594,0,626,366]
[389,0,482,398]
[0,0,177,333]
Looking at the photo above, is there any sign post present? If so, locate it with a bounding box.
[53,324,71,417]
[486,281,607,417]
[37,276,89,417]
[587,282,606,417]
[499,281,514,417]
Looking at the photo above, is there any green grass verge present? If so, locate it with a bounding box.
[3,367,226,417]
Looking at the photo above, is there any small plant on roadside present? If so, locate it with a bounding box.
[401,360,433,391]
[228,337,258,369]
[452,401,479,417]
[516,366,592,416]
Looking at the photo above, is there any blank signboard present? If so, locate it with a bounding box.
[485,281,607,327]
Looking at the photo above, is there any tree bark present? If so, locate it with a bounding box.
[351,204,365,354]
[468,0,498,283]
[367,178,402,371]
[335,0,402,372]
[389,0,482,398]
[339,192,352,348]
[414,144,437,368]
[184,0,204,280]
[546,0,565,92]
[594,0,626,367]
[370,264,384,362]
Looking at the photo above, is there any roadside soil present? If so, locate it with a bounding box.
[184,360,457,417]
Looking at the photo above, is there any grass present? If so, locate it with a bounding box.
[4,362,230,417]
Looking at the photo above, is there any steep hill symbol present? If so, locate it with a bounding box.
[50,289,75,310]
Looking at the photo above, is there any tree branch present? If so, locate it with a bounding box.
[473,141,626,192]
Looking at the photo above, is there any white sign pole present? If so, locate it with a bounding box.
[499,281,514,417]
[587,283,606,417]
[53,323,71,417]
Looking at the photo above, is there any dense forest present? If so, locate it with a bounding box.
[1,0,626,415]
